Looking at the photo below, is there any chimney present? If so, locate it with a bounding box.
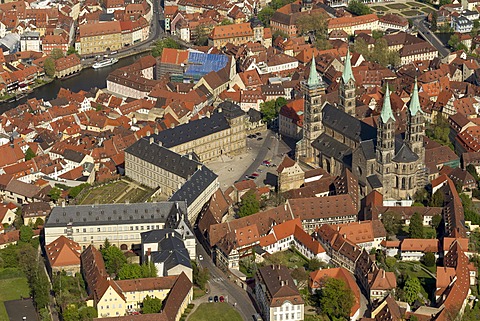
[218,107,223,113]
[154,127,158,135]
[170,123,175,129]
[281,280,285,286]
[206,111,211,118]
[382,270,385,278]
[149,137,154,144]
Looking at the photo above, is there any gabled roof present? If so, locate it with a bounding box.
[45,235,81,268]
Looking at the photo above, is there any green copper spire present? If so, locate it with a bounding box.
[342,48,355,84]
[380,84,395,123]
[409,78,423,116]
[307,55,321,87]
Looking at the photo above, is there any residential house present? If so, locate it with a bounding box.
[45,235,81,276]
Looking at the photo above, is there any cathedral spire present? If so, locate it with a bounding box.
[308,55,320,87]
[380,84,395,123]
[409,78,423,116]
[342,48,355,84]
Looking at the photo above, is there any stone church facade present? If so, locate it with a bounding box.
[297,51,427,201]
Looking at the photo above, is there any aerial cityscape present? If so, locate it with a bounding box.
[0,0,479,320]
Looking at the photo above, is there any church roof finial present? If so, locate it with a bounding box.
[409,77,423,116]
[342,48,355,84]
[307,55,321,87]
[380,84,395,123]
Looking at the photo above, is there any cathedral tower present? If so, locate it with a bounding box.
[405,78,425,162]
[302,56,326,162]
[339,49,356,116]
[376,85,396,196]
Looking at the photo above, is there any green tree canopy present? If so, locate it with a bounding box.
[101,245,127,276]
[348,0,372,15]
[69,183,89,199]
[260,97,288,124]
[67,46,78,56]
[423,252,436,267]
[192,260,210,290]
[460,193,480,225]
[118,262,157,280]
[431,214,442,229]
[19,225,34,243]
[44,57,56,78]
[317,277,355,320]
[409,212,425,239]
[403,276,421,304]
[238,190,260,218]
[142,295,162,314]
[50,48,65,60]
[151,38,181,58]
[382,211,402,236]
[48,186,62,201]
[258,7,275,27]
[429,190,445,207]
[220,18,232,25]
[448,34,468,51]
[25,147,36,161]
[467,164,480,182]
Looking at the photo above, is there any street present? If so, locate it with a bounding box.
[412,17,450,58]
[195,242,258,321]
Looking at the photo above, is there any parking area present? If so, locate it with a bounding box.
[207,130,293,190]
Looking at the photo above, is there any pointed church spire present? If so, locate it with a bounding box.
[380,84,395,123]
[308,55,320,87]
[342,48,355,84]
[409,78,423,116]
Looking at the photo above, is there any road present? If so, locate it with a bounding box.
[412,17,450,58]
[195,242,258,320]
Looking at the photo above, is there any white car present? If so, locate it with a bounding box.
[198,254,203,260]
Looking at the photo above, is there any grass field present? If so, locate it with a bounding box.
[402,9,422,16]
[78,180,152,205]
[386,3,409,9]
[371,5,388,11]
[0,274,30,320]
[264,249,309,270]
[188,303,242,321]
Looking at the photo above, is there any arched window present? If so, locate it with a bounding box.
[401,178,406,190]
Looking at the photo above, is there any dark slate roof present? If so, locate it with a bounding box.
[248,108,262,122]
[218,101,245,119]
[392,142,419,163]
[359,140,376,160]
[125,138,201,179]
[312,133,353,168]
[150,112,231,148]
[169,166,218,207]
[99,13,114,21]
[323,104,377,143]
[141,228,181,244]
[63,149,85,163]
[367,174,383,188]
[45,202,187,227]
[149,233,192,271]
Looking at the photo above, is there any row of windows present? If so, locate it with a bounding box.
[66,225,161,234]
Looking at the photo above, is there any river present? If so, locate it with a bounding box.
[0,53,147,114]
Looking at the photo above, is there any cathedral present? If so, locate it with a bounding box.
[296,51,427,201]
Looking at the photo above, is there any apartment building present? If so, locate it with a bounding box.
[44,201,188,250]
[78,21,122,55]
[209,22,254,48]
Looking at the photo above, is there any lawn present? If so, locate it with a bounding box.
[188,303,242,321]
[371,5,389,11]
[263,249,309,270]
[78,180,152,205]
[396,261,436,302]
[402,9,422,16]
[0,274,30,320]
[421,7,435,13]
[386,3,409,9]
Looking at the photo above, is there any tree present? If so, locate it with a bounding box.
[426,114,453,149]
[238,190,260,217]
[429,190,445,207]
[118,263,157,280]
[467,164,480,182]
[296,12,328,40]
[68,183,89,198]
[372,30,384,39]
[260,97,287,124]
[192,261,210,290]
[220,18,232,25]
[382,211,402,236]
[142,295,162,314]
[318,277,355,320]
[460,193,480,225]
[348,0,372,15]
[423,252,436,267]
[44,57,56,78]
[151,38,181,58]
[48,186,62,201]
[431,12,438,32]
[409,212,424,239]
[78,306,97,321]
[403,276,421,304]
[50,48,65,60]
[25,147,36,161]
[34,217,44,229]
[307,258,322,271]
[258,7,275,27]
[102,246,127,276]
[67,46,78,56]
[19,225,34,243]
[431,214,442,229]
[440,0,452,6]
[448,34,468,52]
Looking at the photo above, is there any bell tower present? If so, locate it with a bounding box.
[339,49,356,116]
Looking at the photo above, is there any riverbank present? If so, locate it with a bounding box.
[0,78,55,103]
[0,51,150,113]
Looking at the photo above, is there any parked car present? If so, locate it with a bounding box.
[219,296,224,302]
[208,296,213,303]
[256,132,261,136]
[253,314,263,321]
[214,296,219,302]
[257,137,263,140]
[198,254,203,260]
[251,173,259,177]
